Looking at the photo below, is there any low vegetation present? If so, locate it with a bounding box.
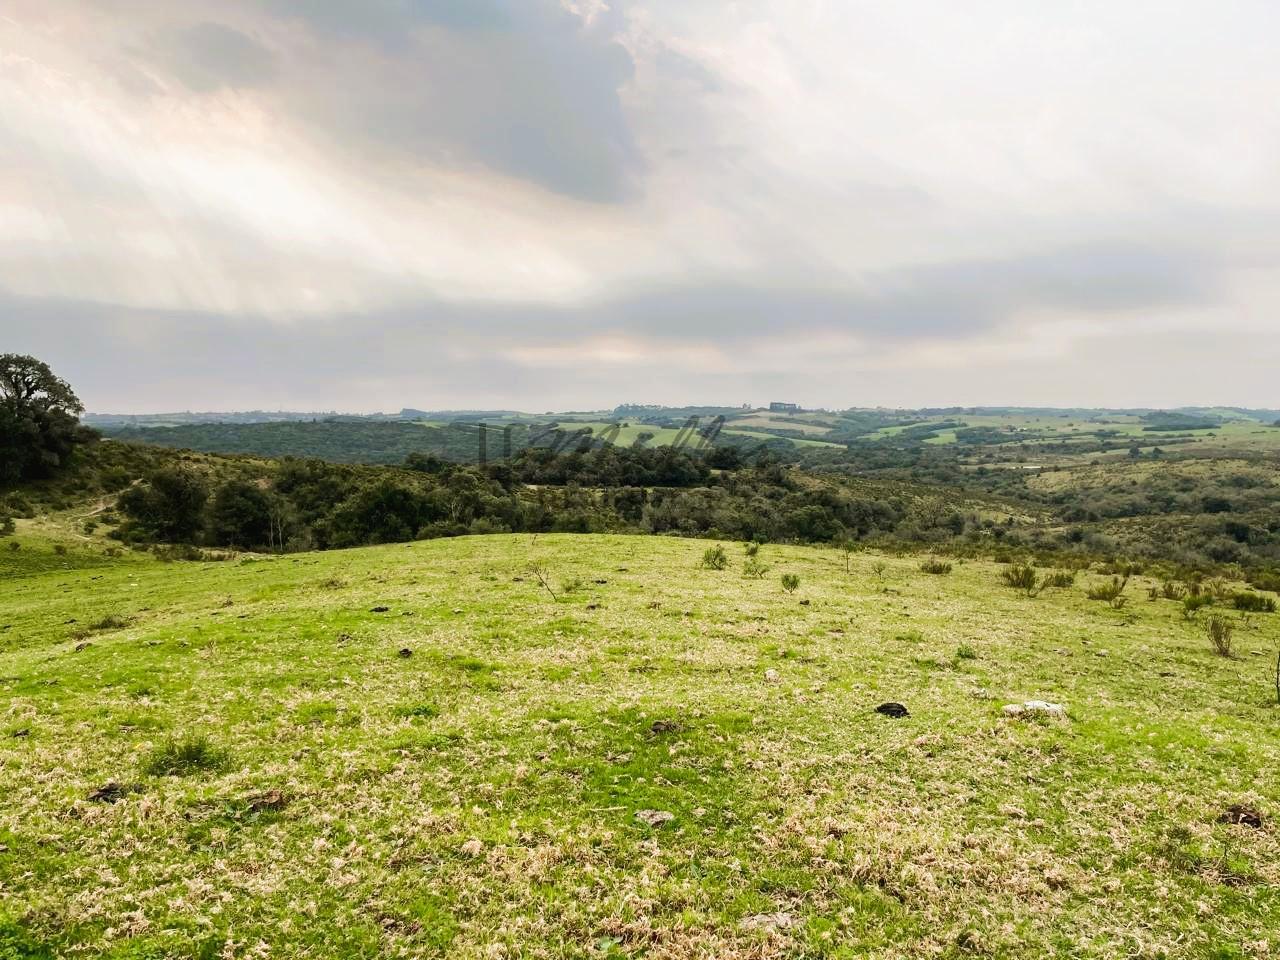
[2,533,1278,956]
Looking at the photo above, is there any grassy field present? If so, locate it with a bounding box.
[3,530,1279,958]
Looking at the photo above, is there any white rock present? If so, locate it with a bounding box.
[635,809,675,827]
[764,669,781,683]
[1002,700,1067,719]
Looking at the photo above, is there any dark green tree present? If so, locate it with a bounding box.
[0,354,91,483]
[208,480,274,549]
[119,467,209,542]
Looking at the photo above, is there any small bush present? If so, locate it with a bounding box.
[560,576,585,594]
[396,703,440,720]
[7,542,18,552]
[1087,576,1129,608]
[1232,592,1276,614]
[0,515,14,537]
[142,736,229,777]
[955,643,977,661]
[701,545,729,571]
[780,573,800,593]
[1182,594,1214,619]
[1205,614,1235,658]
[741,557,769,579]
[1001,564,1038,593]
[89,614,130,632]
[743,541,761,557]
[1042,570,1075,589]
[920,558,952,575]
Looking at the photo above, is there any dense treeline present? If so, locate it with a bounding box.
[107,445,941,553]
[104,419,530,465]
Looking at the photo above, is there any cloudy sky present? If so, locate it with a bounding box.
[3,1,1279,413]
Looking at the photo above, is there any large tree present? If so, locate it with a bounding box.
[0,354,90,484]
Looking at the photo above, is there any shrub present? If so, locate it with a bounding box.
[920,558,952,575]
[0,515,14,537]
[89,614,130,632]
[1087,575,1129,608]
[7,541,19,552]
[142,736,229,777]
[1182,594,1214,620]
[1205,614,1235,658]
[781,573,800,593]
[53,544,67,556]
[1001,564,1038,594]
[741,557,769,579]
[955,643,977,661]
[744,541,761,557]
[1042,570,1075,589]
[701,545,729,570]
[1232,592,1276,614]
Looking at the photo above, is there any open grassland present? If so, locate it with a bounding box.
[2,533,1279,958]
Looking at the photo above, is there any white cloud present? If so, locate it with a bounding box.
[2,0,1278,410]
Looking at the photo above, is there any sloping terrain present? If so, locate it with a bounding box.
[2,533,1279,958]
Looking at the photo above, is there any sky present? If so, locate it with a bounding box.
[3,0,1279,413]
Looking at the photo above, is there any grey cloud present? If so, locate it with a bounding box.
[256,0,640,201]
[1,240,1218,388]
[163,22,277,92]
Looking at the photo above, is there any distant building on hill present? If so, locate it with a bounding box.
[769,401,800,413]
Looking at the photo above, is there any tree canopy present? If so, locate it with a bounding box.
[0,354,91,484]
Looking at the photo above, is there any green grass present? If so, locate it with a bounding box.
[2,533,1279,957]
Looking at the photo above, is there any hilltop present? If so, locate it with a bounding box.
[2,530,1278,957]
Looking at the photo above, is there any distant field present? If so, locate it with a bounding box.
[2,529,1278,957]
[732,414,837,435]
[546,420,697,448]
[722,428,845,449]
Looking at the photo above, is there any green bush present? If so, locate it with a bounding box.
[1001,564,1038,593]
[142,735,229,777]
[1087,575,1129,608]
[1231,591,1276,613]
[741,557,769,579]
[701,545,729,570]
[1181,594,1214,619]
[781,573,800,593]
[1205,614,1235,658]
[920,558,952,575]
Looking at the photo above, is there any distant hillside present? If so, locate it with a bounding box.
[102,420,520,464]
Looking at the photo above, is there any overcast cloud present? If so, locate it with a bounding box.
[2,0,1278,412]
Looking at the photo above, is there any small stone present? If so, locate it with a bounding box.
[740,912,796,932]
[73,642,91,653]
[1219,805,1264,829]
[247,789,289,813]
[649,720,681,734]
[635,809,675,828]
[875,702,909,719]
[369,606,390,613]
[1003,700,1067,720]
[397,648,413,659]
[764,669,781,683]
[87,782,130,804]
